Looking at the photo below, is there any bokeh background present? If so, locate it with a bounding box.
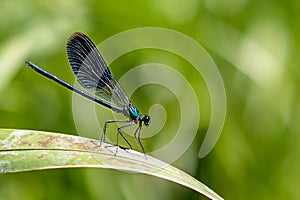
[0,0,299,199]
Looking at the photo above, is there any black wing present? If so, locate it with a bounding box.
[66,32,130,112]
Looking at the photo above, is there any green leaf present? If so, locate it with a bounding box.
[0,129,223,200]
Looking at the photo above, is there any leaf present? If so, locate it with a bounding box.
[0,129,223,200]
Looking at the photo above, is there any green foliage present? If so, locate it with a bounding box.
[1,0,300,199]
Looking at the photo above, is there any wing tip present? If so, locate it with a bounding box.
[67,32,90,44]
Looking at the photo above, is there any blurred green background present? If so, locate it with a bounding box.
[1,0,299,199]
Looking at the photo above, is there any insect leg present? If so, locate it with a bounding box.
[101,119,131,147]
[133,123,145,155]
[116,123,136,153]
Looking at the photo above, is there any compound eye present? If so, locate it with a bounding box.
[143,115,151,126]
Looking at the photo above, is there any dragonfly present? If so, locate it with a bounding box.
[25,32,151,154]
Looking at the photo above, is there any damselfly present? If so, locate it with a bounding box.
[26,32,151,154]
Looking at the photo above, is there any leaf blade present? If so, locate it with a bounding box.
[0,129,223,200]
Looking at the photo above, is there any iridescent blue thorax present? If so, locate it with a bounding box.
[128,103,141,121]
[122,103,151,127]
